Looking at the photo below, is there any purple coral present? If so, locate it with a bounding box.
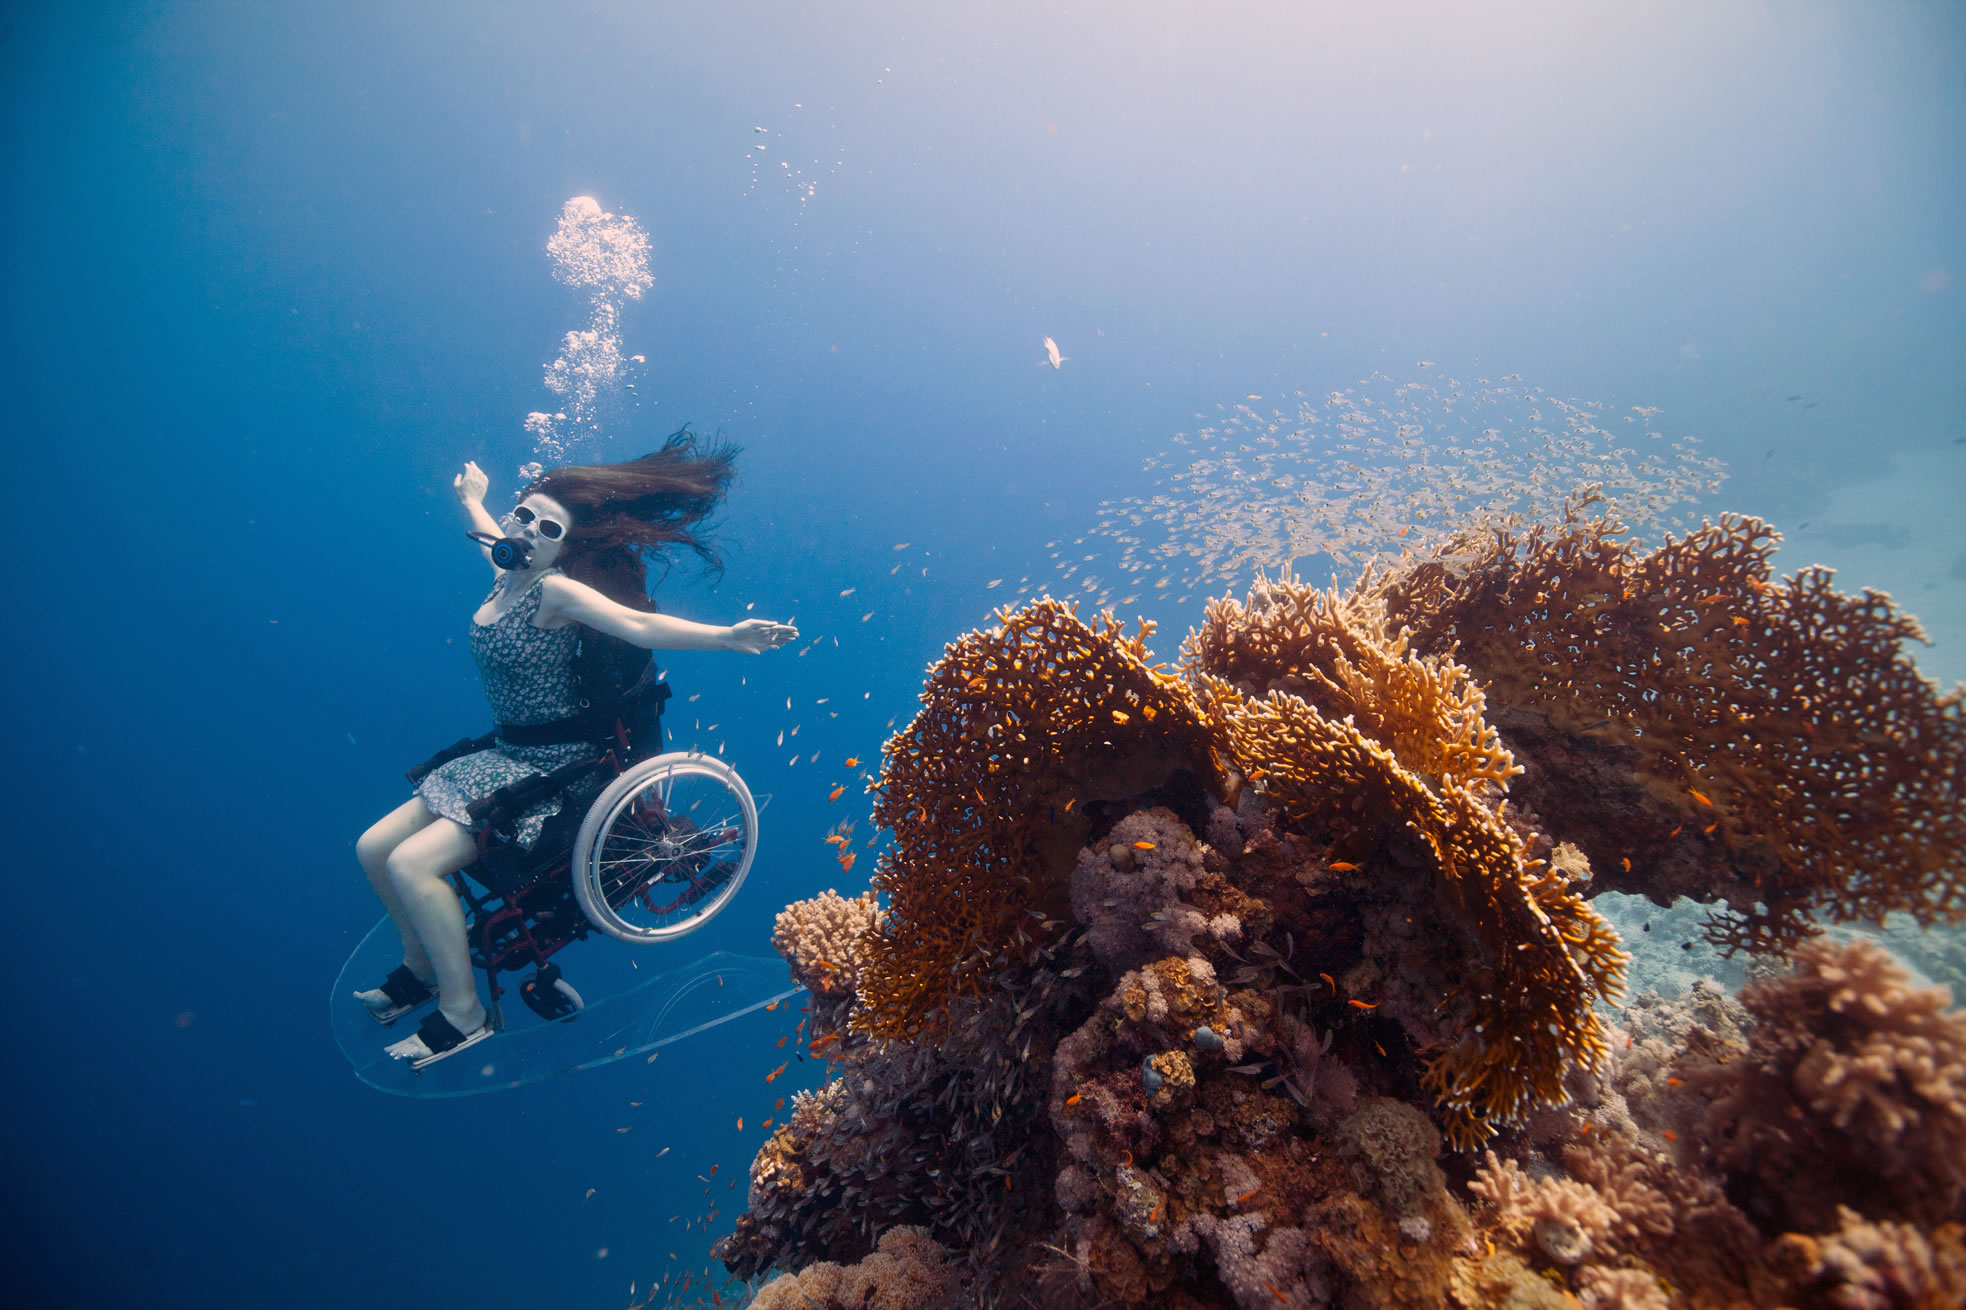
[1070,807,1243,970]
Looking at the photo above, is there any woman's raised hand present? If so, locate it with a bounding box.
[725,618,800,654]
[454,460,490,506]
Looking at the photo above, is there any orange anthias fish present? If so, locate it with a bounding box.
[824,834,846,845]
[1327,861,1360,872]
[827,785,846,802]
[839,851,857,873]
[1133,841,1157,851]
[843,757,860,768]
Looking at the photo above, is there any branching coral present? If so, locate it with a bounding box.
[1185,568,1627,1148]
[771,889,883,1036]
[1686,936,1966,1232]
[1375,496,1966,952]
[1772,1206,1966,1310]
[1467,1152,1615,1265]
[857,599,1225,1041]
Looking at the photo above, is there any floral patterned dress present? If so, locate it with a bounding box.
[416,571,600,850]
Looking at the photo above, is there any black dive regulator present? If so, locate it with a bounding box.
[465,529,532,571]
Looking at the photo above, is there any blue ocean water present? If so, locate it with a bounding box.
[3,5,1962,1308]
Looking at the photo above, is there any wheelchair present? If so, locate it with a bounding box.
[403,698,759,1031]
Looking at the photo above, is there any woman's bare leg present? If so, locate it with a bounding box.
[355,797,443,981]
[381,818,487,1045]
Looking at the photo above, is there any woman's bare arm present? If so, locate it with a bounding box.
[454,461,503,573]
[540,575,798,653]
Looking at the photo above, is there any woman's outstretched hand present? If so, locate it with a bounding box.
[454,460,490,506]
[726,619,799,654]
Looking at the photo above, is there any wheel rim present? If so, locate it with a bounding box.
[573,753,757,942]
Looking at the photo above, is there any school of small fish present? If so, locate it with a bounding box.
[990,375,1723,614]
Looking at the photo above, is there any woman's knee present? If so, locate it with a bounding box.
[358,798,434,874]
[385,821,477,890]
[356,822,398,875]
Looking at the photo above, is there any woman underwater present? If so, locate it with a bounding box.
[352,432,797,1068]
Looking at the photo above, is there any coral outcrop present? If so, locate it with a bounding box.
[856,599,1224,1042]
[1375,496,1966,952]
[1185,570,1627,1148]
[719,503,1966,1309]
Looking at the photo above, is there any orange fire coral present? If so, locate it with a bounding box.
[856,599,1225,1041]
[1185,569,1627,1149]
[1375,496,1966,952]
[1186,568,1521,793]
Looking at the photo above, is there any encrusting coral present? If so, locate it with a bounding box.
[1374,495,1966,953]
[718,502,1966,1309]
[748,1225,970,1310]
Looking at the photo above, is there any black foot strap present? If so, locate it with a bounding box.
[416,1010,472,1054]
[378,965,436,1008]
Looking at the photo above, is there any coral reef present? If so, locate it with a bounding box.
[720,505,1966,1309]
[1374,496,1966,952]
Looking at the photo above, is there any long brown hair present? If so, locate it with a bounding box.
[523,427,738,608]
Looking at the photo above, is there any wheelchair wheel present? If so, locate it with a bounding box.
[571,751,758,943]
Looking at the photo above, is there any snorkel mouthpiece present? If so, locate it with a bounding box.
[465,529,533,571]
